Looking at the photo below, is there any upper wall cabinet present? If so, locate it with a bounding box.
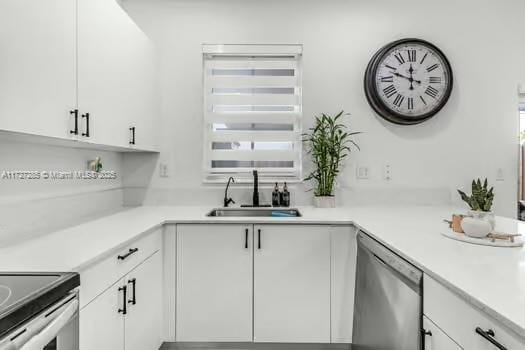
[78,0,158,151]
[0,0,77,139]
[0,0,158,152]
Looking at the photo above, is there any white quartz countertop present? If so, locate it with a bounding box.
[0,205,524,339]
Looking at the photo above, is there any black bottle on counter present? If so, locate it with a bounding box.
[272,182,280,207]
[282,182,290,207]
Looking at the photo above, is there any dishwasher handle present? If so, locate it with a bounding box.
[358,232,422,290]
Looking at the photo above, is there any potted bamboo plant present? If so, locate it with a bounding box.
[303,111,361,208]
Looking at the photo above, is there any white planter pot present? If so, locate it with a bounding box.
[461,217,492,238]
[314,196,336,208]
[468,210,496,230]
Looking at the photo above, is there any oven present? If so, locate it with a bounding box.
[0,291,78,350]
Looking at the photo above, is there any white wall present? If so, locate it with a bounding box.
[0,139,124,245]
[122,0,525,217]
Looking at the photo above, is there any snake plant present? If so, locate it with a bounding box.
[457,178,494,212]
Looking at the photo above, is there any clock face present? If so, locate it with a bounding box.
[365,39,453,125]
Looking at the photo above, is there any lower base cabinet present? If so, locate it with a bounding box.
[175,224,356,344]
[253,225,331,343]
[176,224,253,342]
[424,275,525,350]
[80,277,124,350]
[80,251,162,350]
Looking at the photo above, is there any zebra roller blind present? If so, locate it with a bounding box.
[203,44,303,182]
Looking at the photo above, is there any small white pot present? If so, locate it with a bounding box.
[468,210,496,230]
[314,196,336,208]
[461,217,492,238]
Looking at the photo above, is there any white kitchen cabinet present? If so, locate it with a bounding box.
[80,278,125,350]
[330,226,358,343]
[0,0,76,139]
[424,275,525,349]
[423,316,462,350]
[78,0,158,150]
[125,252,163,350]
[176,224,253,342]
[253,225,331,343]
[79,228,162,350]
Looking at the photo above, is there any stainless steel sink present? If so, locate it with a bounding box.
[207,208,302,217]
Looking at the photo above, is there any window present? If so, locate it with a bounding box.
[202,44,303,182]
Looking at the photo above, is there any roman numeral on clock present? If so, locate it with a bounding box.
[393,94,405,107]
[385,64,397,71]
[383,85,397,98]
[420,96,427,105]
[394,53,405,64]
[420,53,428,64]
[407,50,417,62]
[425,86,439,99]
[426,64,439,72]
[429,77,442,84]
[381,76,394,82]
[407,97,414,110]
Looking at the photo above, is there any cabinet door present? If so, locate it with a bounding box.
[331,226,358,343]
[125,251,162,350]
[78,0,157,148]
[176,224,253,342]
[254,225,331,343]
[79,279,125,350]
[0,0,76,139]
[423,316,462,350]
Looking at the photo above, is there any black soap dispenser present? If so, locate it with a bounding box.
[282,182,290,207]
[272,182,280,207]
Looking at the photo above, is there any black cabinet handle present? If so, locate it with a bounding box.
[117,248,139,260]
[475,327,507,350]
[118,285,127,315]
[245,229,249,249]
[258,229,261,249]
[129,126,136,145]
[69,109,78,135]
[128,278,136,305]
[81,113,90,137]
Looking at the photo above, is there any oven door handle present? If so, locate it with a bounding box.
[20,298,78,350]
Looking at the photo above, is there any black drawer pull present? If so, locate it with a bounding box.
[118,285,127,315]
[82,113,90,137]
[475,327,507,350]
[117,248,139,260]
[245,228,249,249]
[70,109,78,135]
[128,278,137,305]
[258,229,261,250]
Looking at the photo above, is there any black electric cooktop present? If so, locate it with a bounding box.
[0,272,80,339]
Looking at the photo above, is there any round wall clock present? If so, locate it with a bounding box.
[364,38,453,125]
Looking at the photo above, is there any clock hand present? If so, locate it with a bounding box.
[392,72,422,85]
[409,64,414,90]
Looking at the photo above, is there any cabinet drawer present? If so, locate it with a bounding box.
[79,229,161,308]
[424,275,525,349]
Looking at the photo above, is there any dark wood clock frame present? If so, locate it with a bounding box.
[364,38,453,125]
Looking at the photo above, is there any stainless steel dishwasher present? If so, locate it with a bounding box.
[353,232,423,350]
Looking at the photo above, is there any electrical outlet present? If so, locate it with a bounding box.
[384,164,392,182]
[496,168,504,181]
[159,163,169,178]
[356,165,370,179]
